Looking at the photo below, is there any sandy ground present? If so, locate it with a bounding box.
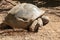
[0,0,60,40]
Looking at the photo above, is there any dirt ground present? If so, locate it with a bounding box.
[0,0,60,40]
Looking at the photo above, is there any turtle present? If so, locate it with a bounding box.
[2,3,49,32]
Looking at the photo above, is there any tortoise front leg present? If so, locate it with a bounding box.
[29,18,43,32]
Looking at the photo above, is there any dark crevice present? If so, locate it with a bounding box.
[42,1,60,7]
[0,8,11,12]
[0,23,13,30]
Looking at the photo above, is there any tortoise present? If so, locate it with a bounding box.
[2,3,49,32]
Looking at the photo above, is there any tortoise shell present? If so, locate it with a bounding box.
[8,3,45,21]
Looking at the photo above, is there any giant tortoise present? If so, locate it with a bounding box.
[2,3,49,32]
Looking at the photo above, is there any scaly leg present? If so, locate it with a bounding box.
[29,18,43,32]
